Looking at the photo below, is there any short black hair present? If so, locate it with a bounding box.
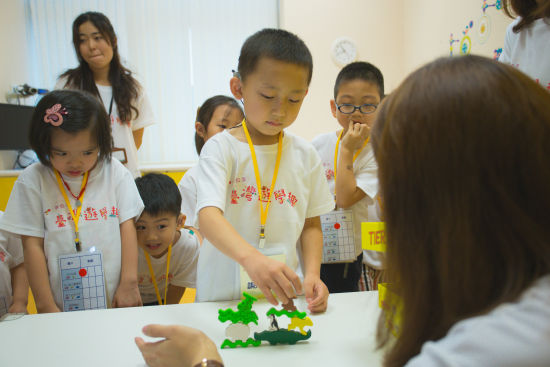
[29,89,113,166]
[195,95,243,155]
[135,173,182,217]
[238,28,313,84]
[333,61,384,100]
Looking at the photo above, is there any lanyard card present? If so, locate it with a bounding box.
[59,251,107,311]
[321,209,356,263]
[240,253,286,299]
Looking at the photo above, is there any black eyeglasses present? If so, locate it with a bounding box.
[335,103,378,114]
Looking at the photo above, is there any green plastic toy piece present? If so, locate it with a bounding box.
[254,329,312,345]
[218,292,259,325]
[220,338,262,349]
[218,293,261,348]
[265,307,307,319]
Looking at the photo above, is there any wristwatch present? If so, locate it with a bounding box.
[193,358,224,367]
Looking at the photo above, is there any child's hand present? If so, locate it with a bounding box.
[112,281,142,308]
[242,252,303,306]
[341,121,370,152]
[303,275,329,313]
[8,301,28,314]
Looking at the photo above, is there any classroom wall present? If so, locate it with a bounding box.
[0,0,30,103]
[281,0,512,140]
[401,0,511,76]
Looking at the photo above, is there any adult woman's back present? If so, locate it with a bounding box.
[372,55,550,367]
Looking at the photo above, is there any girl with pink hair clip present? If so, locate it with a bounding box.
[0,89,144,313]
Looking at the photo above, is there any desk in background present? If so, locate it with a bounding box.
[0,291,383,367]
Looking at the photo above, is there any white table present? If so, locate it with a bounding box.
[0,291,383,366]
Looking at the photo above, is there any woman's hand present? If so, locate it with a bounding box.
[135,324,222,367]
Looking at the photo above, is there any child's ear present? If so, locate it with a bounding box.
[230,77,243,99]
[330,99,338,118]
[195,122,206,138]
[176,213,186,229]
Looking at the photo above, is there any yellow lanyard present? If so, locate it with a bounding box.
[54,170,89,252]
[241,118,283,248]
[144,244,172,305]
[333,130,369,179]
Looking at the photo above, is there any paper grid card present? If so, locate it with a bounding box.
[59,252,107,312]
[321,210,355,263]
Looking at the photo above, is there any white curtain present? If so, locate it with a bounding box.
[24,0,278,166]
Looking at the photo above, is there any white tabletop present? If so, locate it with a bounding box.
[0,291,383,366]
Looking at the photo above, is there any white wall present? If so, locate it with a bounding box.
[402,0,511,76]
[0,0,30,103]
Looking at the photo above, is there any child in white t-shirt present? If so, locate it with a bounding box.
[312,61,385,293]
[0,90,144,313]
[196,29,334,312]
[135,173,199,305]
[178,95,243,238]
[0,211,28,316]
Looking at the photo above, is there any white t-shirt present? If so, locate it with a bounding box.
[0,211,24,316]
[137,228,200,304]
[311,131,383,269]
[406,274,550,367]
[178,165,199,227]
[500,17,550,90]
[55,77,156,178]
[195,130,334,302]
[0,159,144,310]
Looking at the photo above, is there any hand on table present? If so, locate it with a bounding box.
[304,275,329,313]
[135,324,222,367]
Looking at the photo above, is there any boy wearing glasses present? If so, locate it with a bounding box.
[312,61,385,293]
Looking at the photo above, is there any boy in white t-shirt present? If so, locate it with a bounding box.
[135,173,199,305]
[312,61,385,293]
[196,29,334,312]
[0,211,28,316]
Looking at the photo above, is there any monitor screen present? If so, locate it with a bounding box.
[0,103,35,150]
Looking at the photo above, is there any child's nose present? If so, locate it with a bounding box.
[68,155,82,166]
[271,100,286,118]
[146,231,158,240]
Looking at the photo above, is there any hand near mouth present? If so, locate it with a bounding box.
[341,120,370,152]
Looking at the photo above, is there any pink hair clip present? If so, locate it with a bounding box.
[43,103,68,126]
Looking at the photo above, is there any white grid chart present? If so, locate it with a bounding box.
[59,253,106,311]
[321,210,355,263]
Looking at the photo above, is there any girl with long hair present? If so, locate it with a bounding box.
[56,11,155,178]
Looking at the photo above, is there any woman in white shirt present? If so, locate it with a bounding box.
[56,11,155,178]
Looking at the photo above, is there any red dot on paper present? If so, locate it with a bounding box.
[334,223,341,230]
[79,268,87,277]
